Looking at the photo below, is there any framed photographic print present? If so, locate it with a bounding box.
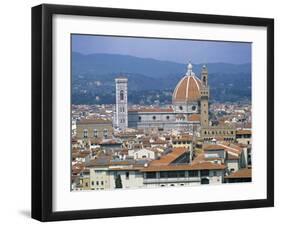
[31,4,274,222]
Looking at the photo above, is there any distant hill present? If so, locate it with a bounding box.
[72,52,251,104]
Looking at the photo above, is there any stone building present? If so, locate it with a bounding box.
[85,147,226,190]
[114,61,239,141]
[76,119,113,140]
[201,125,236,142]
[125,63,206,132]
[236,129,252,145]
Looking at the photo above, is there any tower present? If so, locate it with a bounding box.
[115,77,128,130]
[200,65,209,127]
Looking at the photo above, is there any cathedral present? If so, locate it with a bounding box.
[114,62,210,132]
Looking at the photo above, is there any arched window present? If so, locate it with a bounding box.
[83,129,88,138]
[120,90,124,101]
[203,76,206,83]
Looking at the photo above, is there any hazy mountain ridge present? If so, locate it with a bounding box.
[72,52,251,104]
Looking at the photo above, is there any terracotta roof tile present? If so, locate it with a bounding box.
[236,129,252,135]
[204,144,225,150]
[225,168,252,178]
[173,134,193,142]
[187,114,201,122]
[149,147,188,166]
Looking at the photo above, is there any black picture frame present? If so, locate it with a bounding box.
[32,4,274,222]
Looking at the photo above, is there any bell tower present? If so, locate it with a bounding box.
[200,65,209,127]
[115,77,128,130]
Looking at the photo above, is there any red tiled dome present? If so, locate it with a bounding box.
[173,63,202,103]
[173,74,202,103]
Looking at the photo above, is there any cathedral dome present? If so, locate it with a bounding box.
[172,63,202,103]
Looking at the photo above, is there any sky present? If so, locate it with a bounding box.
[72,34,251,64]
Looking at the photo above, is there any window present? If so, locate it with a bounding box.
[192,105,196,111]
[93,129,98,138]
[203,76,206,84]
[96,181,99,186]
[91,181,94,186]
[200,170,209,177]
[120,90,124,101]
[166,115,170,120]
[160,171,185,178]
[178,171,185,177]
[213,171,217,176]
[138,116,141,122]
[179,106,183,110]
[101,181,104,185]
[152,116,156,120]
[103,129,108,139]
[146,172,156,179]
[160,171,168,178]
[125,172,129,179]
[83,129,88,138]
[188,170,199,177]
[85,182,88,187]
[167,171,178,178]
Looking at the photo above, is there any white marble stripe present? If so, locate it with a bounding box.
[186,76,190,99]
[193,76,201,91]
